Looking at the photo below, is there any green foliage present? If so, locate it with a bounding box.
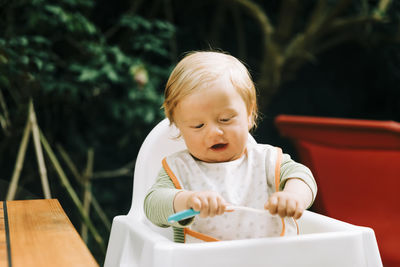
[0,0,174,153]
[0,0,175,262]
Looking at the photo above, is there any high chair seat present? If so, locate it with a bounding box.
[275,114,399,266]
[104,118,382,267]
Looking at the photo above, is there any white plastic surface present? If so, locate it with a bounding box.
[104,118,382,267]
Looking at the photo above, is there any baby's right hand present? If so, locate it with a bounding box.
[174,190,227,218]
[188,191,228,218]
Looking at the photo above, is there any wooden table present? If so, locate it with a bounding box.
[0,199,99,267]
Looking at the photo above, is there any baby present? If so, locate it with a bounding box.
[144,51,317,243]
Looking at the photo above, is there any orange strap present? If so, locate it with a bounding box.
[184,228,220,242]
[162,158,182,190]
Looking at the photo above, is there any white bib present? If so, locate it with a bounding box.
[164,143,298,242]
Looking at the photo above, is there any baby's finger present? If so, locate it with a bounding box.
[266,196,278,215]
[293,206,304,220]
[286,199,297,217]
[277,197,288,218]
[189,197,202,212]
[197,196,210,218]
[216,197,226,215]
[208,196,218,217]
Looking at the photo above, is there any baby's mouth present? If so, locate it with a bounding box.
[211,143,228,150]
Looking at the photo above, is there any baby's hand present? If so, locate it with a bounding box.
[264,191,307,219]
[186,191,227,218]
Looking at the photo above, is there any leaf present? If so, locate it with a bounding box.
[79,69,99,82]
[21,56,29,65]
[102,64,119,82]
[0,54,8,64]
[31,36,49,45]
[33,58,43,70]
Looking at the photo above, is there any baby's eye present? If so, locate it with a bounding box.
[193,123,204,129]
[220,116,233,122]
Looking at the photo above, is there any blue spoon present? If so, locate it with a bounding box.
[167,209,200,223]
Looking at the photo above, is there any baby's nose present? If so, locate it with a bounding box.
[207,124,224,137]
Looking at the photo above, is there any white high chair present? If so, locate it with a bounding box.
[104,119,382,267]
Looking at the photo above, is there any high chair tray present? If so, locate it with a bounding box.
[105,210,382,267]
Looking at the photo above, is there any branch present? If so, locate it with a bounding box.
[324,15,384,35]
[324,0,353,24]
[40,130,105,253]
[92,160,135,179]
[313,32,363,55]
[304,0,352,37]
[6,110,31,200]
[91,195,112,229]
[373,0,392,19]
[0,89,11,135]
[56,144,81,181]
[304,0,329,36]
[57,144,112,230]
[29,100,52,199]
[230,0,283,108]
[276,0,299,42]
[283,2,388,75]
[81,148,94,243]
[0,115,7,134]
[230,0,273,39]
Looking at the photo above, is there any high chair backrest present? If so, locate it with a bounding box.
[129,119,185,218]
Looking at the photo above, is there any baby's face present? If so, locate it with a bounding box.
[174,79,251,163]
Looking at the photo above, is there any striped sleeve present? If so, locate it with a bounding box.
[173,227,185,243]
[279,153,317,208]
[143,168,194,229]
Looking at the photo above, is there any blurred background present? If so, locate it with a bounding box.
[1,0,399,264]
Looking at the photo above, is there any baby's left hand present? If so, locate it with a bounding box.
[264,191,307,220]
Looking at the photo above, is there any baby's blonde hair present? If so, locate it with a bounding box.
[163,51,258,129]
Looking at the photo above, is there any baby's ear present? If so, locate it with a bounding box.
[247,105,255,128]
[247,113,253,130]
